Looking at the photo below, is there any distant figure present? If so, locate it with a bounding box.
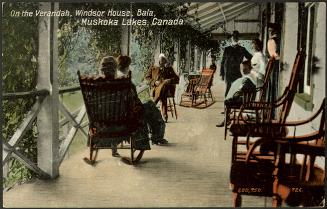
[220,30,253,97]
[175,73,189,105]
[216,60,257,127]
[209,60,217,73]
[145,53,179,122]
[251,38,267,87]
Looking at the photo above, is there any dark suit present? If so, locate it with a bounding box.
[220,45,252,96]
[145,65,179,119]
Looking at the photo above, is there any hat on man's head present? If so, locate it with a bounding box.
[268,23,280,32]
[232,30,240,38]
[117,55,131,69]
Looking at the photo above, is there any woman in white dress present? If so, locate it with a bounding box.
[251,38,266,88]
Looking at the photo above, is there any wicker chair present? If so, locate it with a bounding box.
[78,71,147,165]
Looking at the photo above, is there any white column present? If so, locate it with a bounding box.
[173,41,179,73]
[154,35,161,66]
[202,50,207,69]
[185,41,191,73]
[37,2,59,178]
[194,46,198,72]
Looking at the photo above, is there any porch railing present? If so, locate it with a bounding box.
[2,82,149,179]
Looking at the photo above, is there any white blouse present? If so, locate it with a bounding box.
[251,51,266,87]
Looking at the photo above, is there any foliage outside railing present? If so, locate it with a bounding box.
[2,2,39,190]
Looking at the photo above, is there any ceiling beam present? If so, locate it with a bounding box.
[199,2,250,25]
[211,33,260,40]
[201,3,257,29]
[187,2,217,16]
[187,3,206,12]
[234,19,261,23]
[194,3,235,22]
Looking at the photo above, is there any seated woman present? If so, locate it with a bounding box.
[116,55,168,145]
[216,60,257,127]
[116,55,131,78]
[98,56,146,157]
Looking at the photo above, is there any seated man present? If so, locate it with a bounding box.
[216,60,257,127]
[116,55,168,145]
[145,54,179,122]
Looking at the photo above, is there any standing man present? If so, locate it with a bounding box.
[220,30,253,97]
[145,54,179,122]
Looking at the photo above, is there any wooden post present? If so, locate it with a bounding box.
[0,3,4,179]
[36,2,59,178]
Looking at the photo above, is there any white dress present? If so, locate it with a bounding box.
[174,73,188,105]
[251,51,266,87]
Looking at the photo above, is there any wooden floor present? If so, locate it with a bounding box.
[3,78,272,207]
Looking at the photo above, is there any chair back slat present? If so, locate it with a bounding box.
[259,57,275,101]
[278,49,306,124]
[78,72,133,130]
[195,69,214,93]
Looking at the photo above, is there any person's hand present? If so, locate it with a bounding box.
[154,81,161,86]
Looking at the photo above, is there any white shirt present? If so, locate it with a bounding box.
[251,51,266,87]
[225,73,257,101]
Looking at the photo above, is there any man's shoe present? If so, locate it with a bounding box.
[220,111,225,114]
[216,121,225,127]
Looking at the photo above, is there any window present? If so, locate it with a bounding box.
[295,3,316,110]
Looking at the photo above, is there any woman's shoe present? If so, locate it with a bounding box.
[152,139,169,145]
[216,121,225,127]
[112,152,120,157]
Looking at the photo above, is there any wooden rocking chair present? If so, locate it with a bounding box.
[229,49,311,207]
[223,57,275,140]
[229,49,306,138]
[232,99,325,207]
[180,77,199,107]
[78,71,146,165]
[193,68,215,107]
[230,98,325,207]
